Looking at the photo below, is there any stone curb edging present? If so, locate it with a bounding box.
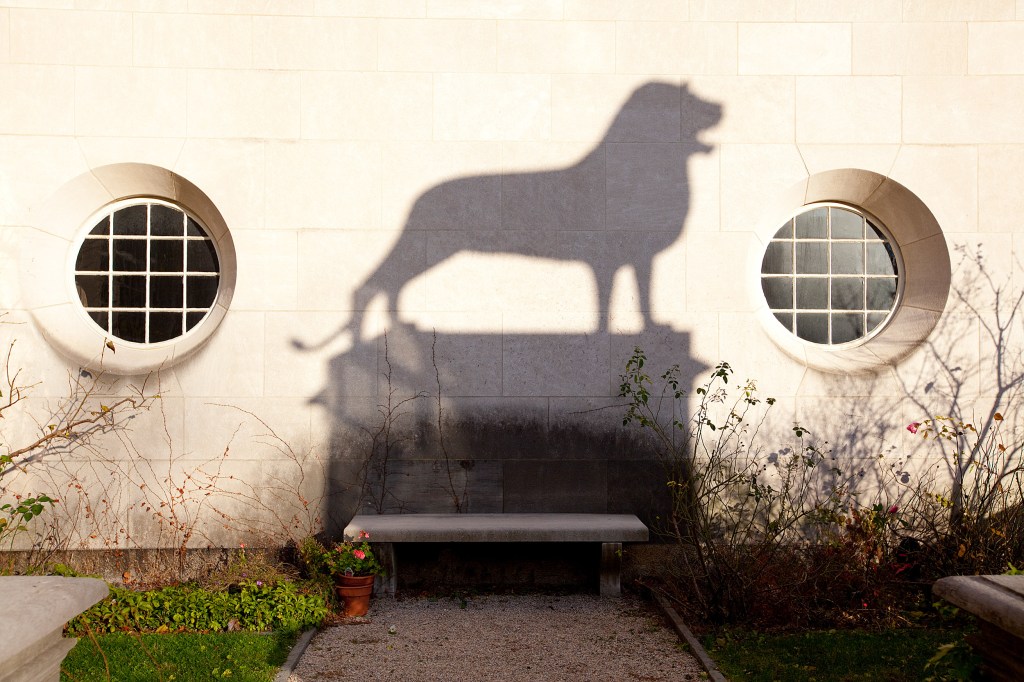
[639,585,728,682]
[273,627,318,682]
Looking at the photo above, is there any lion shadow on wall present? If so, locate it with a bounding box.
[298,81,722,351]
[301,81,722,532]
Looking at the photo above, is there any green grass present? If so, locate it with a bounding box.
[61,630,301,682]
[708,626,975,682]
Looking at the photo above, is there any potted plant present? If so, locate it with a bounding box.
[320,531,384,617]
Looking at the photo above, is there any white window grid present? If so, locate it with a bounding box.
[74,200,220,344]
[761,204,901,346]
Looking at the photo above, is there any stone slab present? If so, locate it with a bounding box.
[933,575,1024,640]
[0,577,108,682]
[344,513,649,543]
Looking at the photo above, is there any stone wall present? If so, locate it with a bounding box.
[2,1,1023,548]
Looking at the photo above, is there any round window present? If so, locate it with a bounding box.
[751,169,949,372]
[760,203,900,346]
[74,200,221,345]
[22,163,235,375]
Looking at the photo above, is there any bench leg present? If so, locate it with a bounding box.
[373,543,397,596]
[600,542,622,597]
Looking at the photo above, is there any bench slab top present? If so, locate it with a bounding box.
[344,513,649,543]
[934,575,1024,640]
[0,577,109,671]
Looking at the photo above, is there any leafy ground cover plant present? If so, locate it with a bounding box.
[68,580,327,634]
[56,544,337,681]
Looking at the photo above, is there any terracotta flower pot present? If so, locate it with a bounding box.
[335,574,375,617]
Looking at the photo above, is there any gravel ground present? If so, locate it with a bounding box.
[288,593,703,681]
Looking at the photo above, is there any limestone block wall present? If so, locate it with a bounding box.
[1,0,1022,548]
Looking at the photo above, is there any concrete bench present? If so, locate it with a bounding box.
[933,574,1024,682]
[343,513,649,597]
[0,576,108,682]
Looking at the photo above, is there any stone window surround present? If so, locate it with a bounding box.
[749,168,950,373]
[21,163,236,376]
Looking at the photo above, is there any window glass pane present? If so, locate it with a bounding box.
[775,218,793,239]
[830,277,863,311]
[831,242,864,275]
[794,207,828,238]
[111,275,146,308]
[76,240,109,271]
[866,241,897,275]
[866,278,898,310]
[149,312,183,343]
[866,224,886,241]
[150,204,183,236]
[772,312,793,332]
[76,275,108,308]
[150,240,183,272]
[867,313,888,333]
[150,276,183,308]
[89,217,110,236]
[112,239,147,272]
[762,242,792,274]
[795,242,828,274]
[795,278,827,309]
[112,205,147,235]
[831,313,865,344]
[186,217,206,237]
[111,311,146,343]
[761,277,792,310]
[186,311,208,331]
[87,310,109,331]
[187,240,219,272]
[830,207,864,239]
[795,313,828,344]
[187,276,219,308]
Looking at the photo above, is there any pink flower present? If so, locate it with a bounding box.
[888,504,899,514]
[359,530,371,539]
[906,422,921,434]
[353,549,366,560]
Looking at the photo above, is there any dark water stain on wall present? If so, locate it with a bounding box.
[317,324,704,535]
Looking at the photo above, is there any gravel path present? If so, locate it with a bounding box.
[288,593,703,681]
